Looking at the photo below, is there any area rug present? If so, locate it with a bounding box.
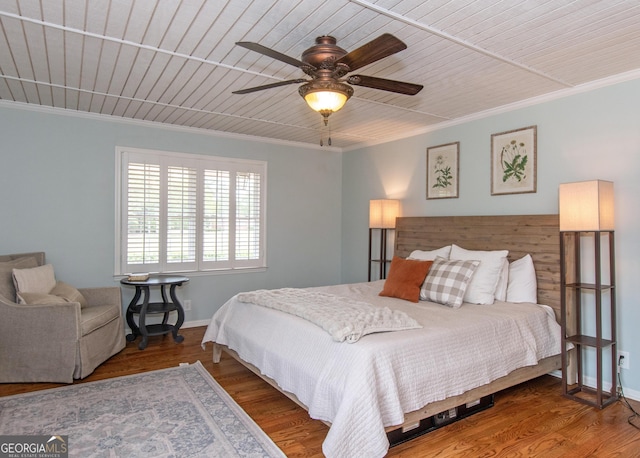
[0,361,285,458]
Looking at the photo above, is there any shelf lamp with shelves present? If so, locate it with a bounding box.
[368,199,400,281]
[559,179,617,409]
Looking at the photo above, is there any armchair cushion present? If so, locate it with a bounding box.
[0,256,38,301]
[52,281,88,307]
[81,303,122,336]
[12,263,56,295]
[17,281,88,307]
[14,292,69,305]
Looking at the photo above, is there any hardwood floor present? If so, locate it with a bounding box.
[2,326,639,457]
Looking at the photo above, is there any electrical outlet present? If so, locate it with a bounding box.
[618,351,630,370]
[183,300,192,311]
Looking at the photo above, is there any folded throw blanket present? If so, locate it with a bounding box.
[237,288,421,343]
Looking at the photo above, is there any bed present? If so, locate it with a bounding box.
[202,215,563,457]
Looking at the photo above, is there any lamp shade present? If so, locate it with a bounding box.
[369,199,400,229]
[559,180,614,231]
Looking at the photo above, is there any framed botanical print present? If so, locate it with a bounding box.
[491,125,537,195]
[427,142,459,199]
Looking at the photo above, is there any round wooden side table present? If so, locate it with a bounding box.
[120,275,189,350]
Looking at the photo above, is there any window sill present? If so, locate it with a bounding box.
[114,266,267,281]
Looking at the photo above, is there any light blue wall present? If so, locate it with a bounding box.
[0,105,343,322]
[341,77,640,396]
[2,77,638,396]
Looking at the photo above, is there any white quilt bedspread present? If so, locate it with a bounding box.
[237,288,421,342]
[202,281,562,458]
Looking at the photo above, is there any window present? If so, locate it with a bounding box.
[116,147,266,274]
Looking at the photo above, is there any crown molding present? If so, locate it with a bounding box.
[0,100,342,153]
[3,66,639,154]
[342,68,640,152]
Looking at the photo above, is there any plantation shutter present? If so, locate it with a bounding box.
[124,161,161,272]
[166,165,197,270]
[235,172,262,264]
[118,148,266,275]
[202,170,231,263]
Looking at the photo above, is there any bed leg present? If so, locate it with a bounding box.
[212,343,222,363]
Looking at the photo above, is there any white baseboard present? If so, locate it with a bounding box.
[620,386,640,402]
[549,369,640,402]
[182,319,212,328]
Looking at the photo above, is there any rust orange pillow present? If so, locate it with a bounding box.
[379,256,433,303]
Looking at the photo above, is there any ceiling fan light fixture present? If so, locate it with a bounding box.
[304,90,348,112]
[299,82,353,124]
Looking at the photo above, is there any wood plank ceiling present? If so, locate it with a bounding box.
[1,0,640,150]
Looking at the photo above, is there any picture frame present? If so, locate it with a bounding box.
[491,125,537,195]
[427,142,459,199]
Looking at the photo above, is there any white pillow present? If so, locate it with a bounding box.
[12,263,56,295]
[506,254,537,303]
[409,245,451,261]
[449,244,509,305]
[493,258,510,302]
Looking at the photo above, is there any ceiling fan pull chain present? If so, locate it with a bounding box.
[319,118,332,146]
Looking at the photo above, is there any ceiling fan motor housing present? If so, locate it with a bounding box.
[298,81,353,99]
[301,36,348,70]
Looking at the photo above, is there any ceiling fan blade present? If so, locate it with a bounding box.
[347,75,423,95]
[236,41,308,68]
[337,34,407,72]
[232,79,307,94]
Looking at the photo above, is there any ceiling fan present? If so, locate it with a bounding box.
[233,34,423,125]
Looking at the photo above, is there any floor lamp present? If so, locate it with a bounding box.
[559,179,617,408]
[368,199,400,281]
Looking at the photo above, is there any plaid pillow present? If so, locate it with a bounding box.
[420,257,479,308]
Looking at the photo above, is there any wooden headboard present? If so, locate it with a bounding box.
[395,215,561,317]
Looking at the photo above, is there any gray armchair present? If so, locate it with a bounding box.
[0,252,125,383]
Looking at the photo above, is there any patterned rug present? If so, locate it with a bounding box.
[0,361,285,457]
